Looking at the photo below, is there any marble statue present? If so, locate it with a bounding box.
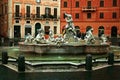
[48,29,55,42]
[63,13,77,42]
[100,34,107,44]
[24,33,34,43]
[55,34,65,45]
[33,28,46,44]
[23,13,109,46]
[84,28,95,44]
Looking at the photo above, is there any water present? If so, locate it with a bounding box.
[0,65,120,80]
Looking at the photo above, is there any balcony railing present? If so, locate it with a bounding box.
[14,13,22,19]
[13,13,60,21]
[25,13,33,19]
[34,14,42,20]
[53,16,60,21]
[41,14,59,21]
[82,7,96,12]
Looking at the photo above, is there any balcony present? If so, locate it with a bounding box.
[34,14,42,20]
[41,14,59,21]
[14,13,22,19]
[42,14,54,20]
[33,14,60,21]
[53,16,60,21]
[82,7,96,12]
[25,13,33,20]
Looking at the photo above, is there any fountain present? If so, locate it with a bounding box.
[19,13,110,55]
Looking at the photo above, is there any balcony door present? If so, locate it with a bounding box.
[45,7,51,17]
[87,1,91,8]
[54,8,57,18]
[36,7,40,18]
[26,6,30,18]
[15,5,20,17]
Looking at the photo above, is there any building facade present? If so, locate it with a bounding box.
[0,0,60,39]
[61,0,120,38]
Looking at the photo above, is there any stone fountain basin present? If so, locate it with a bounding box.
[19,42,110,55]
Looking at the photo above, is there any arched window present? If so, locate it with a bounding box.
[98,26,104,37]
[111,26,117,37]
[86,26,92,32]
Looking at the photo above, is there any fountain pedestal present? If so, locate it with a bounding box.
[19,42,110,55]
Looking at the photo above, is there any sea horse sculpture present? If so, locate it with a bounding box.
[84,28,95,44]
[33,28,46,44]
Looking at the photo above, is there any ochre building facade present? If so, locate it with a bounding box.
[0,0,60,39]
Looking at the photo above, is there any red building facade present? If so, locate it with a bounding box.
[60,0,120,38]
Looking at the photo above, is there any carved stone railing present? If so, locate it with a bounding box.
[82,7,96,12]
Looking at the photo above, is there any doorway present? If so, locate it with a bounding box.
[45,26,50,35]
[25,25,31,37]
[111,26,117,37]
[14,25,21,38]
[98,26,104,37]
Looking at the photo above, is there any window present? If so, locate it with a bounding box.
[87,13,91,19]
[112,12,117,19]
[36,7,40,15]
[87,1,91,9]
[36,7,40,18]
[64,1,67,7]
[113,0,117,7]
[25,27,31,36]
[75,13,79,19]
[15,5,20,17]
[26,6,30,17]
[45,7,51,17]
[100,0,104,7]
[75,1,79,8]
[54,26,57,34]
[54,8,57,18]
[100,12,104,19]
